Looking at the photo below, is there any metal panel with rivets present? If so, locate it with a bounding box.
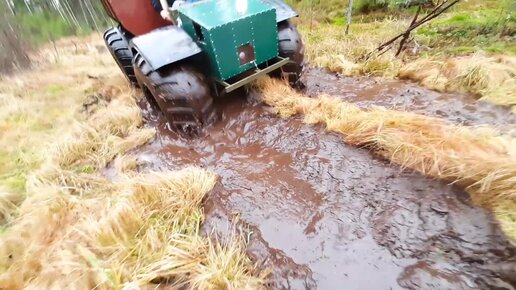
[178,0,278,80]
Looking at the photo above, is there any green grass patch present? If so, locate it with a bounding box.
[418,10,515,37]
[14,4,112,45]
[414,6,515,55]
[0,147,41,194]
[18,12,81,44]
[290,0,515,56]
[1,177,26,194]
[484,43,516,55]
[77,165,96,174]
[46,85,66,94]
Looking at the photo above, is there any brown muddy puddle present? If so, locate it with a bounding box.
[303,68,516,131]
[131,69,516,290]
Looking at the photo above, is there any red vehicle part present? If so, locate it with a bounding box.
[101,0,169,36]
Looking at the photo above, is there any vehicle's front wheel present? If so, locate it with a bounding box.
[103,27,138,87]
[277,20,305,88]
[133,52,216,132]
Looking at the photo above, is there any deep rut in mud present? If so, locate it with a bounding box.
[129,69,516,290]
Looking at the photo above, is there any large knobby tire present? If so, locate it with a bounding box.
[103,27,138,87]
[133,52,216,132]
[277,20,305,88]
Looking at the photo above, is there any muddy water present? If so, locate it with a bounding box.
[134,69,516,290]
[303,68,516,131]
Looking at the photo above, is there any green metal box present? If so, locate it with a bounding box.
[178,0,278,80]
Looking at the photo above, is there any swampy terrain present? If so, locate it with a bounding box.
[124,68,516,290]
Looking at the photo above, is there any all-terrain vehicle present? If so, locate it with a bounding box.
[101,0,304,130]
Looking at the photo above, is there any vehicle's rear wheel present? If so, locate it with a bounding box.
[277,20,305,88]
[103,27,138,87]
[133,52,216,132]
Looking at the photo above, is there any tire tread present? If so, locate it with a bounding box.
[103,27,138,87]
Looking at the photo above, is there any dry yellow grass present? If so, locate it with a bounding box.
[1,166,265,289]
[0,34,265,289]
[299,22,404,77]
[255,77,516,239]
[399,53,516,109]
[302,24,516,110]
[0,33,119,197]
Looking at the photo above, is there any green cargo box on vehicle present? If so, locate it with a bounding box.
[178,0,279,80]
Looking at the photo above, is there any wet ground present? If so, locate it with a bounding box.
[303,68,516,131]
[134,69,516,289]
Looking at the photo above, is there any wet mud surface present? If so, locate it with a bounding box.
[133,69,516,289]
[303,68,516,131]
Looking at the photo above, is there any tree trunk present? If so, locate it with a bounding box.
[85,0,100,31]
[345,0,353,35]
[4,0,15,15]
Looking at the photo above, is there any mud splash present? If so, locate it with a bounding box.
[133,70,516,289]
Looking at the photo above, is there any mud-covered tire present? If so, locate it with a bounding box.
[277,20,305,87]
[103,27,138,87]
[133,52,216,131]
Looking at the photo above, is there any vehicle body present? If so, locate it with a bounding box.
[101,0,304,131]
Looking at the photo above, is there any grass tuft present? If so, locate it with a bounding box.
[399,53,516,108]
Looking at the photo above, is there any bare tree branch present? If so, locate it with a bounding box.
[366,0,460,59]
[396,5,421,56]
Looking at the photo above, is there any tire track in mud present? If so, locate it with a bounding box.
[130,69,516,290]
